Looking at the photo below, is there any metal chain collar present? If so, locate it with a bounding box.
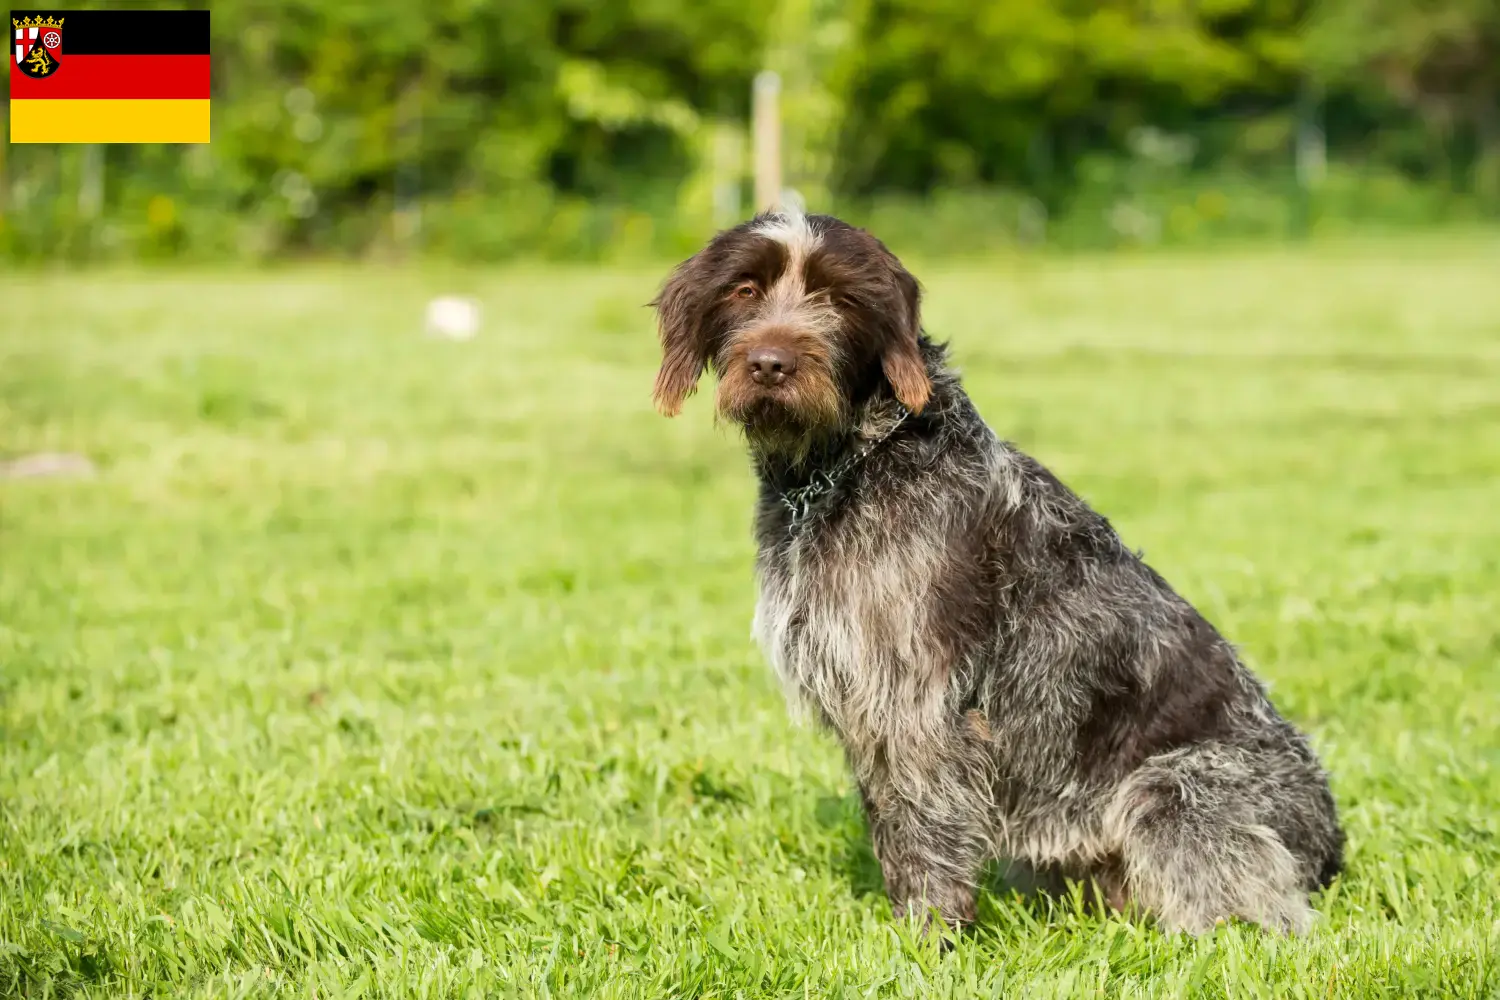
[779,406,910,529]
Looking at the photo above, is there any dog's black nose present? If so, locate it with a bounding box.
[748,347,797,385]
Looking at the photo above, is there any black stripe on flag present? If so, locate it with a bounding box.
[9,9,209,55]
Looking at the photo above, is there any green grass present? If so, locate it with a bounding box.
[2,241,1499,998]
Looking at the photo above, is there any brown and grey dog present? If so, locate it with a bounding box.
[650,211,1343,935]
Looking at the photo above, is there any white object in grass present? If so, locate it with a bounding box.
[425,296,480,340]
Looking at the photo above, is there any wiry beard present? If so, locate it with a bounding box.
[742,390,917,478]
[714,393,847,465]
[744,418,848,468]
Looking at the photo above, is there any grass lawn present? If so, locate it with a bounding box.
[2,241,1499,998]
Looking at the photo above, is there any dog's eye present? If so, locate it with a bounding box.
[733,283,757,299]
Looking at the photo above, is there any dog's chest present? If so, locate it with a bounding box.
[752,511,951,737]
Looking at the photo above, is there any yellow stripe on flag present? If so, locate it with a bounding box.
[10,99,210,143]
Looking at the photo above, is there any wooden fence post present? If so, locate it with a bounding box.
[753,71,782,213]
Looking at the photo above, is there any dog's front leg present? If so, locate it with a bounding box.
[860,779,984,934]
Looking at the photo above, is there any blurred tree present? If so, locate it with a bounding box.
[1,0,1493,261]
[829,0,1307,204]
[1307,0,1500,200]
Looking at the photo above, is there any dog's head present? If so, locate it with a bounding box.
[650,212,930,449]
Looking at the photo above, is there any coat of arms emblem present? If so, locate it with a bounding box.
[13,14,64,79]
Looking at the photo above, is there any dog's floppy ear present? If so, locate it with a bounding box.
[880,258,931,414]
[650,253,713,417]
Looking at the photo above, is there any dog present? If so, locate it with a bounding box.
[650,211,1343,935]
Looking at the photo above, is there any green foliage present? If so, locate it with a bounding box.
[831,0,1295,197]
[2,0,769,261]
[0,0,1495,261]
[3,248,1500,994]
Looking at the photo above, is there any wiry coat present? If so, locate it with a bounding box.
[652,212,1343,934]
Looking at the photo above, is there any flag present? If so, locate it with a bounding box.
[10,9,210,143]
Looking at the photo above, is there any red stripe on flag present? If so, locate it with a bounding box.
[9,54,210,100]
